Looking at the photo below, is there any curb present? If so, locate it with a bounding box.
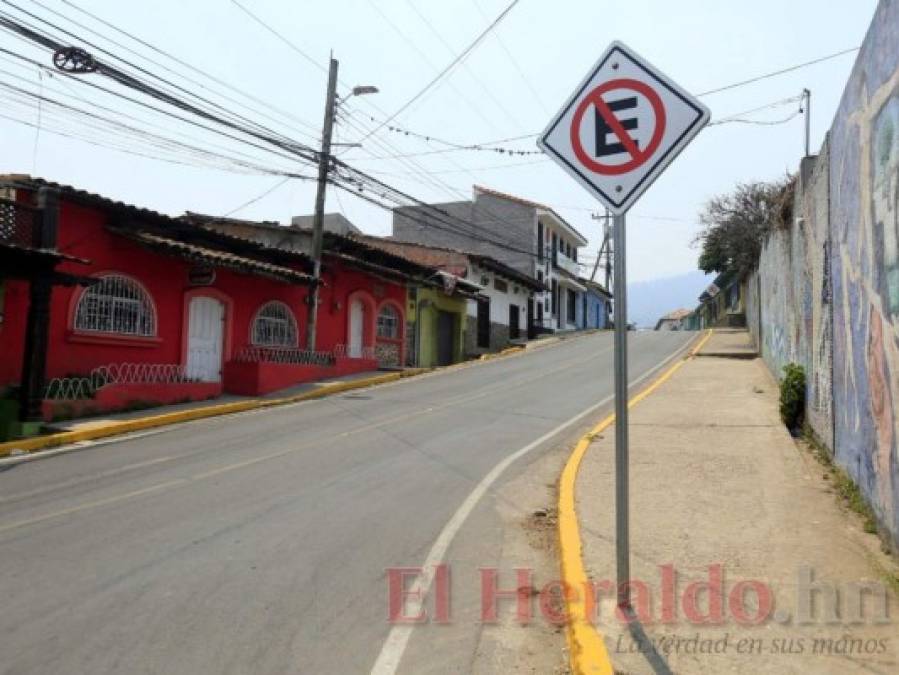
[557,329,713,675]
[0,369,427,459]
[0,329,599,460]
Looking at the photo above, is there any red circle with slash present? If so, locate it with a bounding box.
[570,78,666,175]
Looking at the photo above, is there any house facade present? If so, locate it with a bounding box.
[580,279,612,329]
[654,308,692,331]
[392,185,587,335]
[190,215,485,370]
[352,236,543,357]
[0,177,450,431]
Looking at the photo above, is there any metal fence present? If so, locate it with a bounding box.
[233,346,336,367]
[45,363,194,400]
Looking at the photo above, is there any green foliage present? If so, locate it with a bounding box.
[694,176,794,275]
[779,363,806,431]
[802,427,880,540]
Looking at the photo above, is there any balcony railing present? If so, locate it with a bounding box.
[0,197,37,248]
[556,252,580,276]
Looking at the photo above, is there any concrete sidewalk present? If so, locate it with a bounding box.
[575,330,898,674]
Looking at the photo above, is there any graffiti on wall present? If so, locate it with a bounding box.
[830,0,899,547]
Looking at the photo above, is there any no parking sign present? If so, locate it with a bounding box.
[538,41,709,214]
[537,41,711,616]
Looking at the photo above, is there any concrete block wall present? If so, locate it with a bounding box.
[393,195,537,277]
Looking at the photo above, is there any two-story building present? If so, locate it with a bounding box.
[392,185,588,334]
[351,236,544,357]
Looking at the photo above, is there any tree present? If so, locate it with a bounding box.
[694,177,794,275]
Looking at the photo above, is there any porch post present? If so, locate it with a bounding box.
[18,187,58,424]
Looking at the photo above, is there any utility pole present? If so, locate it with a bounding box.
[305,55,339,351]
[802,88,811,157]
[590,209,612,284]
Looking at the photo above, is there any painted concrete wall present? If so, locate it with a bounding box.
[745,0,899,547]
[829,0,899,548]
[406,287,466,368]
[0,195,405,400]
[583,290,610,329]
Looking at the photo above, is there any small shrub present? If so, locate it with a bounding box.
[779,363,806,432]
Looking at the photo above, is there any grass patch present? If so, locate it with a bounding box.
[802,426,879,535]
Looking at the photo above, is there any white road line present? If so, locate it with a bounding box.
[369,336,694,675]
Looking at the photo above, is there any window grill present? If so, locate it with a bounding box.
[74,274,156,336]
[376,304,400,339]
[252,301,298,347]
[0,197,35,247]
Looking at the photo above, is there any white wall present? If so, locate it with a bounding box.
[465,265,531,331]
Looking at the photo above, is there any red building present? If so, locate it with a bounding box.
[0,177,433,427]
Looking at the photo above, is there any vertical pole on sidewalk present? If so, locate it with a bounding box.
[612,212,630,610]
[305,55,339,352]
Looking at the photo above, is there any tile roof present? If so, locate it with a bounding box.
[1,176,318,283]
[661,308,693,321]
[353,234,545,290]
[109,228,315,285]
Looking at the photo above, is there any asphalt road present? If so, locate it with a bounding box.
[0,330,693,675]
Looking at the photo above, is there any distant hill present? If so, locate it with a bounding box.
[627,271,712,328]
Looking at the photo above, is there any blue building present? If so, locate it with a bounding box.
[579,279,612,329]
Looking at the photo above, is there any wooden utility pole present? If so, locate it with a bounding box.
[305,55,339,351]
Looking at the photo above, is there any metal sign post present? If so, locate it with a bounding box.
[538,41,709,613]
[612,212,630,609]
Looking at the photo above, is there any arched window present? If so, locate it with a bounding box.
[252,301,298,347]
[376,303,400,339]
[74,274,156,336]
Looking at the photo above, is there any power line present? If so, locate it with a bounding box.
[470,0,549,115]
[356,0,521,143]
[0,10,321,164]
[696,46,859,97]
[223,177,293,216]
[401,0,525,129]
[0,77,313,176]
[359,114,541,155]
[366,0,505,134]
[46,0,322,139]
[1,1,306,146]
[347,46,859,159]
[227,0,327,75]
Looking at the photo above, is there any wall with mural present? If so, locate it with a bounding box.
[829,0,899,549]
[746,0,898,547]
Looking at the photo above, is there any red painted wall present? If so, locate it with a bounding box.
[0,192,407,399]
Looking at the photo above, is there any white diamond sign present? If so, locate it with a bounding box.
[538,41,710,215]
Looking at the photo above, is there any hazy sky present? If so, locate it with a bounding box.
[0,0,877,282]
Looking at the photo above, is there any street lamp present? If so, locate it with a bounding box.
[351,85,379,97]
[306,65,379,350]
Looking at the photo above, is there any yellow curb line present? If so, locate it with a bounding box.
[558,329,713,675]
[0,369,428,458]
[0,329,576,458]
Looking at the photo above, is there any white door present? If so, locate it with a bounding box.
[349,298,364,358]
[186,296,224,382]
